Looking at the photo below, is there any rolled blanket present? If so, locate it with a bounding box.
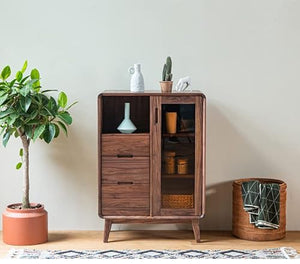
[241,180,280,229]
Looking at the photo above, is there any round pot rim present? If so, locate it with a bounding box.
[233,178,286,187]
[6,203,45,213]
[160,81,173,83]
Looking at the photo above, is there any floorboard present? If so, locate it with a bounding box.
[0,230,299,258]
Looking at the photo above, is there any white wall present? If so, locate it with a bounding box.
[0,0,300,231]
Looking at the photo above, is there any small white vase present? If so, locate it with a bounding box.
[128,63,144,92]
[117,103,137,134]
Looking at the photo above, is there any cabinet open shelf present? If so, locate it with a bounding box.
[101,96,149,133]
[162,174,194,179]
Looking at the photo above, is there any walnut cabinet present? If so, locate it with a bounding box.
[98,91,206,242]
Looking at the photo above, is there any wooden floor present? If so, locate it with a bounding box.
[0,230,299,258]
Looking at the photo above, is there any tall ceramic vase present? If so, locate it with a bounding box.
[128,64,144,92]
[117,103,137,134]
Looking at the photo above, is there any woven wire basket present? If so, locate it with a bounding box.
[162,194,194,209]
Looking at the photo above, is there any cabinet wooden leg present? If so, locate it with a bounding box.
[192,219,201,243]
[103,219,112,243]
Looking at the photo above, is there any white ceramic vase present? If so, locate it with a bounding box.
[117,103,137,134]
[128,63,144,92]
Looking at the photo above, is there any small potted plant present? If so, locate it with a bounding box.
[0,61,76,245]
[160,56,173,93]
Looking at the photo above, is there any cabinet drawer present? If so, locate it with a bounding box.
[101,134,149,156]
[102,157,149,184]
[102,184,149,216]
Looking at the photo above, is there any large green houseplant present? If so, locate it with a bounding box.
[0,61,76,245]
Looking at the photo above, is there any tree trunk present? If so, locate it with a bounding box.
[21,135,30,209]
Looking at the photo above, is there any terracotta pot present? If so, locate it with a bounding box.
[2,203,48,245]
[160,81,173,93]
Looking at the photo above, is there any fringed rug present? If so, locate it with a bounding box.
[7,247,299,259]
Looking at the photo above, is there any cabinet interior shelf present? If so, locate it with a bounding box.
[102,133,150,136]
[163,133,195,137]
[162,174,194,179]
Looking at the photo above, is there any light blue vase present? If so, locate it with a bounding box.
[117,102,137,134]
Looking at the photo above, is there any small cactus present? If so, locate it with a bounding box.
[162,56,172,81]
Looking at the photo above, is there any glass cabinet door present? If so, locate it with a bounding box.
[161,103,195,210]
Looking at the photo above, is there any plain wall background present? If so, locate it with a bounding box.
[0,0,299,231]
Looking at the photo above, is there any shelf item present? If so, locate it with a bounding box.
[98,90,206,243]
[117,102,137,134]
[162,194,194,209]
[165,112,177,134]
[163,151,176,174]
[177,158,189,175]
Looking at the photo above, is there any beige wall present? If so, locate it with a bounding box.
[0,0,299,231]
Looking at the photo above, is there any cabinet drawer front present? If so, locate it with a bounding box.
[102,134,149,156]
[102,157,149,184]
[102,208,149,216]
[102,184,150,216]
[102,184,149,198]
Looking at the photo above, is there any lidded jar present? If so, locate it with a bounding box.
[177,158,189,175]
[164,151,176,174]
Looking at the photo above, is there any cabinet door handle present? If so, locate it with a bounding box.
[117,154,133,158]
[117,181,133,185]
[155,107,158,124]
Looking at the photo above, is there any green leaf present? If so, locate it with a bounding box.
[48,96,58,113]
[33,124,46,141]
[19,96,32,112]
[14,130,19,138]
[43,123,55,143]
[16,71,23,82]
[57,120,68,136]
[19,148,23,157]
[58,92,67,108]
[9,79,16,88]
[1,66,11,80]
[0,94,8,106]
[0,108,14,119]
[16,162,22,170]
[58,112,72,125]
[20,75,30,84]
[19,84,31,97]
[30,68,40,80]
[54,123,60,138]
[2,130,11,147]
[7,113,18,126]
[24,125,33,139]
[66,101,78,110]
[0,126,5,136]
[41,89,58,93]
[21,60,28,74]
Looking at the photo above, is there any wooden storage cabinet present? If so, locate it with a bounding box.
[98,91,206,243]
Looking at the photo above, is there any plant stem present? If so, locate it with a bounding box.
[20,134,30,209]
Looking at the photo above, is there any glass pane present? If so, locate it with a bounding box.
[161,104,195,209]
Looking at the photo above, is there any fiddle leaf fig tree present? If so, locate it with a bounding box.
[0,61,76,209]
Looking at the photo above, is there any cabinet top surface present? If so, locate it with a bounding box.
[99,90,205,97]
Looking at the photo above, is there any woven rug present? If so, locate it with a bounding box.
[7,247,299,259]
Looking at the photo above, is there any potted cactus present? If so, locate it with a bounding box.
[160,56,173,93]
[0,61,76,245]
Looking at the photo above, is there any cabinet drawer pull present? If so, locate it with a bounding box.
[155,107,158,124]
[117,154,133,158]
[117,181,134,185]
